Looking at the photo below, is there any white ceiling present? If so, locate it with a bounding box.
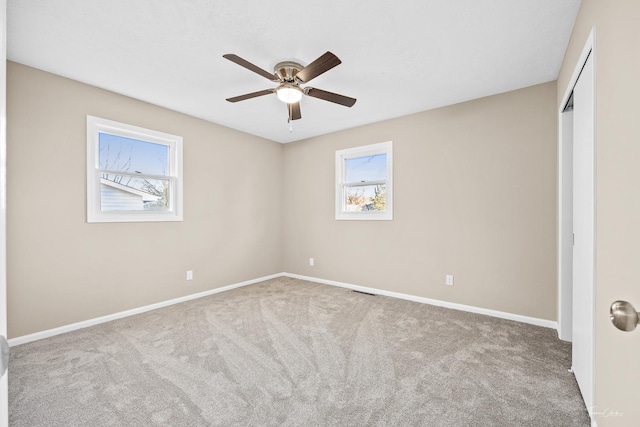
[7,0,580,144]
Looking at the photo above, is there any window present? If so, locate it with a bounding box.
[86,116,183,223]
[335,141,393,220]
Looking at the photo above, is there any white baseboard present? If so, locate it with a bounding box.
[283,273,558,330]
[8,273,283,347]
[10,271,557,346]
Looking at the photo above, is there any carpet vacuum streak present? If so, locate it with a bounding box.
[9,277,590,426]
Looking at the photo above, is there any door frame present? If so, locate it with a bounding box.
[0,1,8,425]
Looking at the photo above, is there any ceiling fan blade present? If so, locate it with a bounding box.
[223,54,279,81]
[304,87,357,107]
[226,89,274,103]
[295,51,341,83]
[288,102,302,121]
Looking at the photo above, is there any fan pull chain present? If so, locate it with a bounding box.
[288,117,293,133]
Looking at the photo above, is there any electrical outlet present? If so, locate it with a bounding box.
[445,274,454,286]
[186,270,193,281]
[309,258,314,266]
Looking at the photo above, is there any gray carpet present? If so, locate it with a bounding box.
[9,277,589,426]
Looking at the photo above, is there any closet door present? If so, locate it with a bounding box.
[572,51,595,413]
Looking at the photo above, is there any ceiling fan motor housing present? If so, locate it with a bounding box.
[274,61,304,82]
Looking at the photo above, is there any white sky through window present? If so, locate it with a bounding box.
[345,153,387,183]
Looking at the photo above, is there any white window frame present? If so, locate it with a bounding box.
[86,115,183,223]
[335,141,393,220]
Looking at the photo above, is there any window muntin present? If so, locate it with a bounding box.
[87,116,183,222]
[336,142,392,220]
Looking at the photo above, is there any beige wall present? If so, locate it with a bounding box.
[557,1,640,425]
[7,62,283,338]
[283,82,558,321]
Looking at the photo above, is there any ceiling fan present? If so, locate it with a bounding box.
[223,51,357,121]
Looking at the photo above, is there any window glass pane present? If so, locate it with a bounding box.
[345,153,387,183]
[100,175,170,212]
[99,133,169,176]
[344,184,386,212]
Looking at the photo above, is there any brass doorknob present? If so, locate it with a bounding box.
[610,301,640,332]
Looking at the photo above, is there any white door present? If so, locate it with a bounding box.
[0,1,8,425]
[572,52,595,413]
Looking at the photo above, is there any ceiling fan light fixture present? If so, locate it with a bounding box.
[276,84,303,104]
[223,52,356,121]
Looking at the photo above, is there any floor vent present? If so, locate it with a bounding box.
[353,290,376,296]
